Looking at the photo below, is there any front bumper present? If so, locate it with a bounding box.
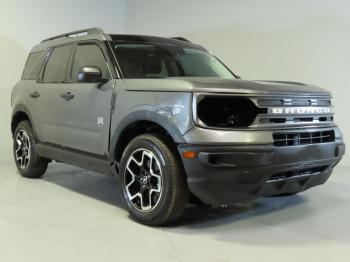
[178,140,345,207]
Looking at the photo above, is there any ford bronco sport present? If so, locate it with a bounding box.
[11,28,345,225]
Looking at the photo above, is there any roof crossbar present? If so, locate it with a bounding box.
[41,27,105,43]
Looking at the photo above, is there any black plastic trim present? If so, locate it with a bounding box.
[178,141,345,207]
[36,142,112,175]
[109,110,186,161]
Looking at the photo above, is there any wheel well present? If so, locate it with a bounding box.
[11,111,30,136]
[114,120,195,203]
[114,120,176,163]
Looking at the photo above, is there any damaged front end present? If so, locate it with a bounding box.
[181,92,344,207]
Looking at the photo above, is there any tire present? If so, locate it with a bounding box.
[13,120,48,178]
[120,134,188,226]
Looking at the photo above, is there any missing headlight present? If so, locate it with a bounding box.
[196,96,266,128]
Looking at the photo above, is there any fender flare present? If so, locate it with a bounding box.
[11,104,37,137]
[109,110,187,160]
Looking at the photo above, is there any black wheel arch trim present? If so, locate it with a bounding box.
[109,110,187,161]
[11,104,38,139]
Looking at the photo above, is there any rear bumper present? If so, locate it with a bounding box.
[178,140,345,207]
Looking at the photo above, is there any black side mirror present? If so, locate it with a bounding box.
[77,66,107,83]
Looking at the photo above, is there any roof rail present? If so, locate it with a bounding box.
[170,37,191,42]
[41,27,105,43]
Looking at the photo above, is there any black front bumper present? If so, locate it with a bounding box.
[178,141,345,207]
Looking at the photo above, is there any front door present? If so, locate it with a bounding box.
[59,43,115,156]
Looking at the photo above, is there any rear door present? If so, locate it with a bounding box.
[29,44,74,145]
[59,42,115,155]
[20,50,46,137]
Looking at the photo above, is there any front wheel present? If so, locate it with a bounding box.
[120,134,188,226]
[13,121,48,178]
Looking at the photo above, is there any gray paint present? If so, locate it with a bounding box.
[122,77,330,96]
[58,80,116,155]
[108,86,192,158]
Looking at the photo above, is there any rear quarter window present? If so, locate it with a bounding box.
[21,51,46,80]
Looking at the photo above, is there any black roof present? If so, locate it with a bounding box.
[110,34,206,50]
[33,28,206,52]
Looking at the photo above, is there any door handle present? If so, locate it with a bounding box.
[29,91,40,99]
[60,92,74,101]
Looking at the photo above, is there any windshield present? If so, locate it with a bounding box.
[113,43,235,79]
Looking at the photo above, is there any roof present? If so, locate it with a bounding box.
[30,27,205,53]
[110,34,205,50]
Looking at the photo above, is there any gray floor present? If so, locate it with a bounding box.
[0,162,349,262]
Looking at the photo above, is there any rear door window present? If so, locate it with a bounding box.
[22,51,45,80]
[43,45,73,82]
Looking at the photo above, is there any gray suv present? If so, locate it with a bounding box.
[11,28,345,225]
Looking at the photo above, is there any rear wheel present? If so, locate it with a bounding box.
[120,134,188,226]
[13,121,48,178]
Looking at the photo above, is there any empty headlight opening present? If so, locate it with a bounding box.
[196,96,266,128]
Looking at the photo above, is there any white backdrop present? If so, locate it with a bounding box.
[1,0,349,165]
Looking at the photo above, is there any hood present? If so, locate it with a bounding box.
[123,77,331,96]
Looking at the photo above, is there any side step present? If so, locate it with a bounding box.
[36,143,112,175]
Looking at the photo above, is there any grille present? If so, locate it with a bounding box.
[258,98,331,107]
[273,130,335,147]
[254,97,333,127]
[259,116,333,124]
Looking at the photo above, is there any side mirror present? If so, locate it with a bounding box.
[77,66,107,83]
